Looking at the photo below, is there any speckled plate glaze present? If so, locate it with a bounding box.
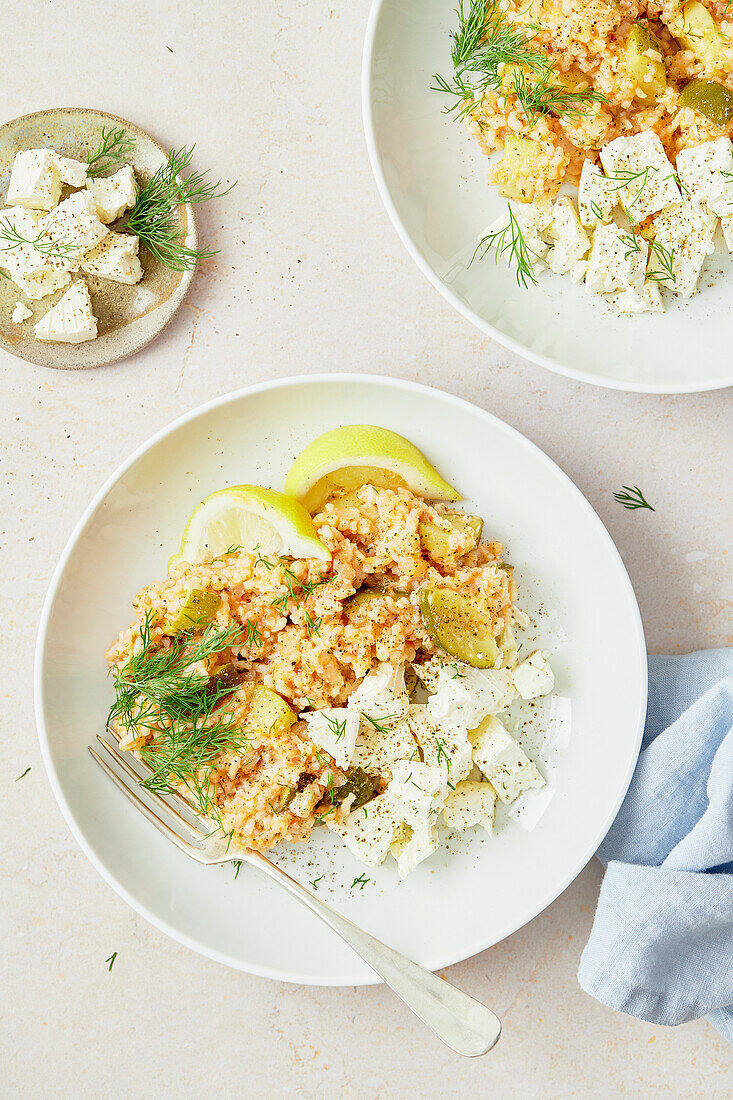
[35,376,647,986]
[0,107,195,369]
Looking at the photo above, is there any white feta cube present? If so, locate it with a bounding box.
[546,196,591,275]
[404,704,473,783]
[40,190,108,263]
[442,781,496,836]
[11,301,32,323]
[676,138,733,218]
[390,821,438,876]
[612,280,665,313]
[578,160,618,228]
[81,230,143,284]
[585,223,647,295]
[426,664,516,730]
[388,760,447,875]
[34,279,98,343]
[483,203,550,274]
[6,149,62,210]
[330,791,402,867]
[600,132,680,221]
[512,650,555,700]
[301,707,359,770]
[0,206,40,273]
[353,714,418,777]
[347,662,410,727]
[53,154,89,189]
[87,164,138,223]
[472,716,545,804]
[652,202,716,298]
[721,215,733,252]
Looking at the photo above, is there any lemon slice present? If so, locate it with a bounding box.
[284,425,461,514]
[169,485,331,568]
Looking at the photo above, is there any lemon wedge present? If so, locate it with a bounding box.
[284,425,461,514]
[169,485,331,568]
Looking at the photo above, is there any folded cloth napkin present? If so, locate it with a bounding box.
[578,648,733,1043]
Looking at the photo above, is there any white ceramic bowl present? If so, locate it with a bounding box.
[35,375,647,985]
[363,0,733,394]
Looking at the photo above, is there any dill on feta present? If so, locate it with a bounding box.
[86,126,136,178]
[612,485,655,511]
[471,204,539,288]
[124,146,235,272]
[0,217,78,261]
[646,238,676,286]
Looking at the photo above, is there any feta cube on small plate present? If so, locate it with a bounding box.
[34,279,98,343]
[600,132,680,222]
[6,149,62,211]
[442,781,496,836]
[82,230,143,284]
[87,164,138,224]
[301,708,359,770]
[11,301,32,323]
[53,153,89,189]
[41,190,108,262]
[472,715,545,803]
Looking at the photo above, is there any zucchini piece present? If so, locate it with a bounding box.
[166,590,221,633]
[418,588,499,668]
[678,2,726,66]
[272,785,295,813]
[206,663,241,699]
[679,78,733,124]
[496,136,544,202]
[343,586,408,618]
[246,684,297,737]
[625,25,667,101]
[332,767,382,810]
[418,513,483,566]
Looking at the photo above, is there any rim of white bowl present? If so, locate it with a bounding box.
[34,373,648,985]
[361,0,733,395]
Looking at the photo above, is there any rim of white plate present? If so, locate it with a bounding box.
[361,0,733,396]
[34,373,648,985]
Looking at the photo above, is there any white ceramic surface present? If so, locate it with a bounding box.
[35,374,647,986]
[362,0,733,394]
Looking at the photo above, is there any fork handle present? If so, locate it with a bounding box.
[249,854,501,1057]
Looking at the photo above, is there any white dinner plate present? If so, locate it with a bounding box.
[362,0,733,394]
[35,375,647,985]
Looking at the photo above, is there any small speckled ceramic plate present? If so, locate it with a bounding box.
[0,107,196,370]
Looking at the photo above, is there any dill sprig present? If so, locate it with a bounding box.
[86,126,136,178]
[471,204,539,288]
[0,217,77,261]
[124,146,235,272]
[646,238,676,286]
[510,67,606,129]
[613,486,655,511]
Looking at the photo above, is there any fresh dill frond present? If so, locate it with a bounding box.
[125,146,235,272]
[310,875,324,890]
[646,238,676,286]
[105,951,118,971]
[351,874,370,890]
[15,766,31,781]
[303,609,322,638]
[471,204,539,288]
[325,715,347,743]
[244,619,263,648]
[232,860,243,879]
[510,67,606,129]
[361,712,399,735]
[612,485,655,511]
[86,127,136,178]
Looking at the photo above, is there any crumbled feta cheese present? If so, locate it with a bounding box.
[87,164,138,223]
[0,206,41,274]
[426,664,516,729]
[301,708,359,770]
[11,301,32,323]
[484,203,550,273]
[442,781,496,835]
[347,662,409,727]
[353,713,417,776]
[82,230,143,284]
[599,132,680,221]
[472,716,545,803]
[52,154,89,189]
[722,215,733,252]
[585,223,647,295]
[388,760,447,875]
[412,656,445,693]
[652,201,716,298]
[6,149,62,210]
[612,280,665,314]
[2,216,74,298]
[512,650,555,699]
[41,190,108,263]
[545,196,591,275]
[390,821,438,876]
[34,279,97,343]
[676,138,733,218]
[330,791,402,867]
[404,704,473,783]
[578,160,618,228]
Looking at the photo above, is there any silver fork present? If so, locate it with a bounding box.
[90,733,502,1057]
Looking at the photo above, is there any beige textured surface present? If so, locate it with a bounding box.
[1,2,731,1097]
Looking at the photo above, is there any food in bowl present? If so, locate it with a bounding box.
[434,0,733,310]
[105,427,555,876]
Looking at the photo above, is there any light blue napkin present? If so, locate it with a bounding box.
[578,648,733,1043]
